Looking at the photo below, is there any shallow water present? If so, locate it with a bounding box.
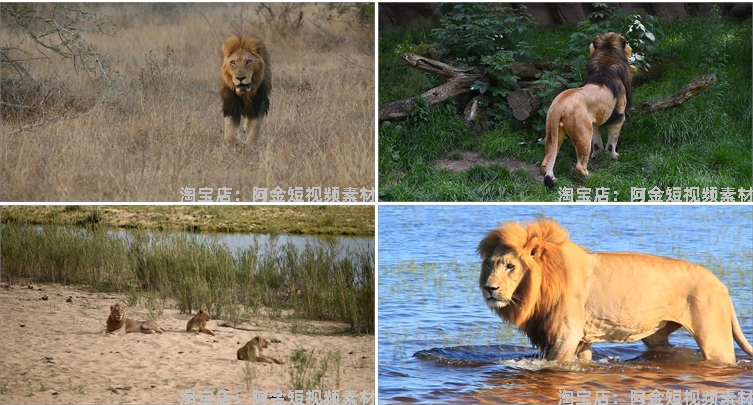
[112,229,374,258]
[378,206,753,404]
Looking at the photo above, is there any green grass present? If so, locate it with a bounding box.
[1,222,374,334]
[379,16,752,201]
[1,206,374,236]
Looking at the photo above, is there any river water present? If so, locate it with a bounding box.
[378,205,752,404]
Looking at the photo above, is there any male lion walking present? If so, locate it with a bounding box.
[220,35,272,147]
[541,32,632,188]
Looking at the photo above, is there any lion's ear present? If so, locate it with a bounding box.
[531,245,544,261]
[478,231,500,258]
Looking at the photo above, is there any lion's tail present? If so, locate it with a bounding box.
[543,104,566,189]
[731,298,753,357]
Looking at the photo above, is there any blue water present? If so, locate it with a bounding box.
[378,205,753,404]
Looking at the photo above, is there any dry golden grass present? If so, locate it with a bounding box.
[1,3,374,201]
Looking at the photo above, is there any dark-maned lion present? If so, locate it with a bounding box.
[541,32,632,188]
[478,217,753,364]
[220,35,271,147]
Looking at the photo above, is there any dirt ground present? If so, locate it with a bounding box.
[0,282,375,404]
[434,151,544,181]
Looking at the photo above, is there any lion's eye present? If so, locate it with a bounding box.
[505,263,515,271]
[230,61,236,67]
[245,60,252,66]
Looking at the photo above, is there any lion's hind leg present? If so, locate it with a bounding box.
[642,322,681,348]
[563,120,593,177]
[604,121,623,159]
[141,321,164,334]
[259,355,285,365]
[590,124,603,159]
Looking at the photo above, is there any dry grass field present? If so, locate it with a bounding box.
[1,3,375,202]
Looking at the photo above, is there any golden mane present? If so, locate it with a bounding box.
[220,35,271,103]
[478,218,575,353]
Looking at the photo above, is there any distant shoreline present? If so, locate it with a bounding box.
[0,206,374,236]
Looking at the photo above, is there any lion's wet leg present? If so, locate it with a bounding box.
[590,124,603,159]
[642,322,681,348]
[575,343,592,360]
[224,116,240,146]
[241,116,262,147]
[685,288,737,364]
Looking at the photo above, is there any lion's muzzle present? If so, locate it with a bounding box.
[483,285,510,309]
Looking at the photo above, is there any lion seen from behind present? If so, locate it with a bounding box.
[106,302,164,334]
[478,217,753,364]
[220,35,271,147]
[541,32,632,188]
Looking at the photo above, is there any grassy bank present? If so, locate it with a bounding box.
[1,222,374,334]
[1,3,374,201]
[1,205,374,236]
[378,14,752,201]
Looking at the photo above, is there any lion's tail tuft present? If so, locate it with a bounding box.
[544,175,555,189]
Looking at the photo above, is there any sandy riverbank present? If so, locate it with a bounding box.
[0,282,374,404]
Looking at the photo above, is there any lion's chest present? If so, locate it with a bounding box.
[582,317,666,343]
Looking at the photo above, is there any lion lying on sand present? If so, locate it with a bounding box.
[479,217,753,364]
[106,302,164,334]
[237,336,284,364]
[186,309,216,336]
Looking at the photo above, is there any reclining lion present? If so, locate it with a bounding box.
[106,302,164,334]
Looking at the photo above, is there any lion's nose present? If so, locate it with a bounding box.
[483,285,498,294]
[236,76,246,82]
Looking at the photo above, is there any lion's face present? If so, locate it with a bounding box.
[197,309,211,321]
[110,303,125,321]
[480,247,528,310]
[223,47,264,95]
[253,336,270,348]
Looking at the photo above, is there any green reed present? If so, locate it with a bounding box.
[1,223,374,333]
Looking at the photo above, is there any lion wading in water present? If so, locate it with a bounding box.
[106,302,164,334]
[220,35,271,147]
[186,308,216,336]
[478,217,753,364]
[541,32,632,188]
[236,336,284,364]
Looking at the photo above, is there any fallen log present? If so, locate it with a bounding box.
[630,73,717,116]
[379,54,714,124]
[378,53,489,123]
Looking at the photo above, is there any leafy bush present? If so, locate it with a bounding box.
[432,4,536,67]
[567,3,664,70]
